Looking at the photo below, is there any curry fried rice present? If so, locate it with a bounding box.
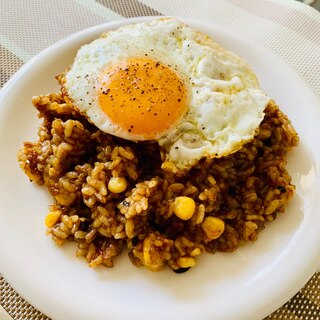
[17,92,299,272]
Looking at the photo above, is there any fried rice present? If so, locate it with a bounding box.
[17,92,299,272]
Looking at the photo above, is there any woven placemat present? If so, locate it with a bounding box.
[0,0,319,319]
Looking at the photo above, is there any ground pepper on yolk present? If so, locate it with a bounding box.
[98,57,187,139]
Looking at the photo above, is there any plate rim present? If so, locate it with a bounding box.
[0,16,320,320]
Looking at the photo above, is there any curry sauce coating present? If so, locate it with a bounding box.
[18,92,298,272]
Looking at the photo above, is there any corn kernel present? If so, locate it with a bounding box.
[201,216,225,240]
[177,256,196,268]
[173,196,196,220]
[190,248,202,257]
[45,210,62,228]
[108,177,127,193]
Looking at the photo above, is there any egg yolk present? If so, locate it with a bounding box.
[98,57,187,139]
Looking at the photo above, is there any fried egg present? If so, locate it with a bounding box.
[63,18,270,175]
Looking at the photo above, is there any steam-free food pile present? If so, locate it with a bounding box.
[18,19,298,272]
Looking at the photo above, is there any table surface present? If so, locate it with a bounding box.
[0,0,319,319]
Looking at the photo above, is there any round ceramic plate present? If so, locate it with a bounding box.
[0,17,319,320]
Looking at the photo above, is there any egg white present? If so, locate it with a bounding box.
[63,18,270,175]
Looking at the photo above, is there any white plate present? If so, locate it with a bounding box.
[0,17,319,320]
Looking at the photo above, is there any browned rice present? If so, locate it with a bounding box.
[17,91,299,272]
